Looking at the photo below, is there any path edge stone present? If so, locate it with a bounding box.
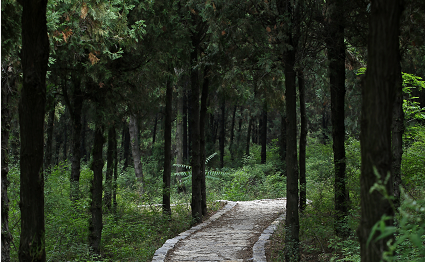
[150,200,237,262]
[252,211,286,262]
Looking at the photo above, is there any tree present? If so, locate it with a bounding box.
[298,69,307,211]
[358,0,403,261]
[324,0,349,238]
[129,114,144,193]
[163,74,172,216]
[18,0,49,260]
[89,123,105,257]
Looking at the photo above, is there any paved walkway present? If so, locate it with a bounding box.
[152,198,287,262]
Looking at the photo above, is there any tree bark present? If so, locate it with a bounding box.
[163,77,172,216]
[325,0,348,237]
[219,98,225,168]
[65,74,83,201]
[18,0,49,260]
[129,114,144,193]
[298,70,307,211]
[81,113,88,163]
[1,65,13,262]
[261,102,267,164]
[392,87,404,211]
[175,78,185,193]
[183,87,189,165]
[122,122,131,171]
[284,49,300,261]
[190,19,202,222]
[358,0,403,260]
[104,125,116,211]
[200,66,210,216]
[89,125,105,256]
[246,114,253,156]
[229,105,237,161]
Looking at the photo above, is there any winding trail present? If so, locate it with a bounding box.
[152,198,287,262]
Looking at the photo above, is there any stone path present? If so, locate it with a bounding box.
[152,198,287,262]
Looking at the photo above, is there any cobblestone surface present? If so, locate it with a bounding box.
[151,198,286,262]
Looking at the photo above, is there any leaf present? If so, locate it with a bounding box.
[81,2,88,19]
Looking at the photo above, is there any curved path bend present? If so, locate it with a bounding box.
[152,198,287,262]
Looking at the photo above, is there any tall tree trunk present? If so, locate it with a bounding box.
[112,130,118,213]
[326,0,348,238]
[358,0,403,260]
[163,77,172,215]
[1,66,13,262]
[18,0,49,260]
[175,79,185,193]
[122,122,130,171]
[183,88,189,165]
[261,102,267,164]
[229,105,237,161]
[104,125,116,211]
[129,114,144,193]
[246,114,253,156]
[219,98,225,168]
[298,70,307,211]
[200,66,210,216]
[89,125,105,256]
[284,49,300,261]
[65,74,84,201]
[190,21,202,222]
[81,113,88,163]
[44,101,55,174]
[392,89,404,210]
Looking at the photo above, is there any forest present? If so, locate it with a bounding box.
[1,0,425,261]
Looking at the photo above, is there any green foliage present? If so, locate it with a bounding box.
[401,126,425,194]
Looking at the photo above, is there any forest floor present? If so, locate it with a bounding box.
[152,198,287,262]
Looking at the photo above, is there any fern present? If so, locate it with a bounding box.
[172,153,226,181]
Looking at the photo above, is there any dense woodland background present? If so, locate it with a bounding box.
[1,0,425,261]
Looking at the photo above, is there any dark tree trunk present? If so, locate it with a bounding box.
[190,21,202,222]
[122,122,130,171]
[392,88,404,210]
[325,0,348,237]
[89,125,105,256]
[18,0,49,260]
[163,77,172,216]
[261,102,267,164]
[298,70,307,211]
[81,113,88,163]
[65,74,83,201]
[183,89,189,164]
[219,98,225,168]
[112,132,118,213]
[321,104,329,145]
[1,67,13,262]
[104,125,116,211]
[44,101,55,174]
[284,49,300,261]
[129,114,144,193]
[358,1,403,261]
[246,115,253,156]
[200,66,210,216]
[175,79,185,193]
[229,105,237,161]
